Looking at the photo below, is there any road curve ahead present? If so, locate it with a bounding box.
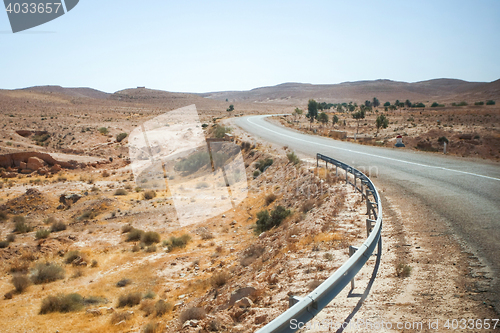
[234,114,500,309]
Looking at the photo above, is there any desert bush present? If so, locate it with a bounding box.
[82,296,106,305]
[35,229,51,239]
[116,278,132,287]
[122,224,133,233]
[165,234,191,251]
[114,189,128,196]
[6,233,15,242]
[301,199,315,213]
[12,274,31,292]
[323,253,334,261]
[118,292,142,307]
[474,101,484,106]
[254,206,291,234]
[155,299,172,317]
[13,216,31,233]
[79,210,97,220]
[265,193,277,205]
[240,244,265,266]
[91,185,99,192]
[486,100,495,105]
[31,262,65,284]
[0,211,7,221]
[174,151,210,174]
[64,250,81,264]
[111,311,133,324]
[116,132,128,142]
[143,190,156,200]
[200,231,214,240]
[140,300,155,316]
[0,241,9,248]
[39,293,83,314]
[143,322,160,333]
[452,101,467,107]
[91,259,98,268]
[396,263,412,277]
[145,245,157,253]
[98,127,109,135]
[214,125,231,139]
[286,151,300,165]
[255,158,273,173]
[196,181,210,189]
[132,245,140,252]
[57,175,67,182]
[127,228,145,242]
[50,221,67,232]
[144,291,156,299]
[253,170,261,178]
[142,231,161,245]
[179,307,207,324]
[102,170,110,178]
[211,271,230,288]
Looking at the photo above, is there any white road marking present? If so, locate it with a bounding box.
[245,115,500,182]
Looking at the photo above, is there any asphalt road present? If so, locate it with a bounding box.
[234,114,500,309]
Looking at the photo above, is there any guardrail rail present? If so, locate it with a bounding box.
[256,153,383,333]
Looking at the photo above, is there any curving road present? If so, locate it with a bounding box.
[233,114,500,310]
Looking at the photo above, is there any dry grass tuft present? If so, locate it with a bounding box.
[179,307,206,324]
[118,292,142,307]
[12,274,31,292]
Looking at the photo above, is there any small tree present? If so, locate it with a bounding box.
[293,108,303,121]
[372,97,380,108]
[352,109,365,134]
[332,115,339,127]
[383,101,390,107]
[405,99,411,108]
[375,114,389,135]
[307,99,318,129]
[486,100,495,105]
[226,105,234,112]
[317,112,329,124]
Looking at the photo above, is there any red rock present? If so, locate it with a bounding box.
[51,164,62,172]
[27,157,45,170]
[1,171,17,178]
[20,162,27,169]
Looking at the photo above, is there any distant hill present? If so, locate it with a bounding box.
[22,85,110,99]
[200,79,499,105]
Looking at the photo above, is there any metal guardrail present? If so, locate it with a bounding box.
[256,153,383,333]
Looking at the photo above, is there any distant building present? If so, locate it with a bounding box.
[137,86,145,89]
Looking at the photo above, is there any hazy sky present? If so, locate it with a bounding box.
[1,0,499,93]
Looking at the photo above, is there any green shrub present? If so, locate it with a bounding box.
[253,170,261,178]
[165,234,191,251]
[286,151,300,165]
[411,102,425,108]
[118,292,142,307]
[144,291,156,299]
[31,262,65,284]
[114,189,128,196]
[474,101,484,106]
[14,216,32,233]
[12,274,31,292]
[396,263,412,277]
[39,293,83,314]
[122,224,133,233]
[6,233,15,242]
[211,271,230,288]
[0,241,9,248]
[451,101,468,107]
[254,206,291,234]
[98,127,109,135]
[143,322,160,333]
[143,190,156,200]
[214,125,231,139]
[486,100,495,105]
[79,210,97,220]
[127,228,145,242]
[50,221,67,232]
[142,231,161,245]
[116,133,128,142]
[145,245,157,253]
[255,158,273,173]
[35,229,51,239]
[438,136,449,144]
[0,211,7,221]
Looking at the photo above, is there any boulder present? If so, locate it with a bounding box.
[51,164,62,173]
[1,171,17,178]
[228,287,257,306]
[60,194,82,206]
[38,167,49,175]
[234,297,253,308]
[255,314,267,325]
[20,162,27,169]
[27,157,45,171]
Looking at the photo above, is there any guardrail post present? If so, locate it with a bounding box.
[349,246,359,289]
[345,167,349,183]
[366,219,376,237]
[289,295,303,308]
[366,189,371,216]
[335,165,338,177]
